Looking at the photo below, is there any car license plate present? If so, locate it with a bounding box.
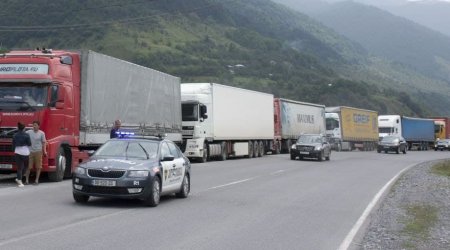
[92,179,116,187]
[0,164,12,169]
[300,152,309,155]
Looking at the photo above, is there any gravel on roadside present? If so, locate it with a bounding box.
[358,160,450,250]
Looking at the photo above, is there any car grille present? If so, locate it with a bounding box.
[87,169,126,178]
[83,186,130,195]
[297,146,314,152]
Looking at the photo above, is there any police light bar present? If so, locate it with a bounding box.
[115,131,135,138]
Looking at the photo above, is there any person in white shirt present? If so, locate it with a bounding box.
[25,121,47,185]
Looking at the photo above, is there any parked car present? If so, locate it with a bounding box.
[377,135,407,154]
[72,137,191,207]
[435,139,450,151]
[290,134,331,161]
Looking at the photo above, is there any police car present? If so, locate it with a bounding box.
[72,136,191,207]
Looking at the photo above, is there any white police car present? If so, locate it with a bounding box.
[72,136,190,207]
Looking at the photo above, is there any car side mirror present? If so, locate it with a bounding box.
[162,155,175,162]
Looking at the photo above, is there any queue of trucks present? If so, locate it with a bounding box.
[0,49,448,181]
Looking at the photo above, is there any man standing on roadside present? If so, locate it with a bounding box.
[110,119,121,139]
[25,121,47,185]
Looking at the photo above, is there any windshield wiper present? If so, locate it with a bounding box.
[138,144,150,159]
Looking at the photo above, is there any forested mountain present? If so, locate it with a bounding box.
[0,0,448,116]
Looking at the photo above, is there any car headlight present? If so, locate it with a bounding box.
[315,145,322,151]
[74,167,86,175]
[128,170,149,177]
[291,144,296,150]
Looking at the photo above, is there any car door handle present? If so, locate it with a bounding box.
[172,164,176,168]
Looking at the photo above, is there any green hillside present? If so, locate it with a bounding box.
[0,0,446,116]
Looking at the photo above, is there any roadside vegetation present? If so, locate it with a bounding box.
[431,160,450,177]
[401,204,438,249]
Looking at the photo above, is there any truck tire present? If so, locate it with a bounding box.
[73,193,89,203]
[199,143,208,163]
[258,141,264,157]
[176,175,190,198]
[219,142,227,161]
[143,177,160,207]
[248,141,253,158]
[253,141,258,158]
[48,147,66,182]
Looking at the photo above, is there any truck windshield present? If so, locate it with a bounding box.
[182,103,198,122]
[326,118,339,130]
[0,84,48,111]
[379,127,393,134]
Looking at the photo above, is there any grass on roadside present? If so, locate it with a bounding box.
[431,160,450,177]
[401,204,438,249]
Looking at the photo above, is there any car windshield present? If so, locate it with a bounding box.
[381,136,400,143]
[94,140,159,159]
[298,135,322,143]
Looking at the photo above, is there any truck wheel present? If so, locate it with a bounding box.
[219,142,227,161]
[176,175,190,198]
[199,143,208,163]
[73,193,89,203]
[248,141,253,158]
[48,147,66,182]
[258,141,264,157]
[253,141,258,158]
[143,177,160,207]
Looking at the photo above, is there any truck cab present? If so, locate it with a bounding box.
[0,49,84,180]
[378,115,402,139]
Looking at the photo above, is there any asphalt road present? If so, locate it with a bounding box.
[0,151,448,250]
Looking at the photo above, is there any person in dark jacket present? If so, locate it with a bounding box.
[110,119,121,139]
[12,122,31,187]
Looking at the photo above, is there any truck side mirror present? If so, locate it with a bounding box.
[200,105,208,119]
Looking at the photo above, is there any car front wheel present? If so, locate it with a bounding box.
[73,193,89,203]
[143,177,160,207]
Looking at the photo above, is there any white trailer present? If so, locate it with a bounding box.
[181,83,274,162]
[274,98,326,153]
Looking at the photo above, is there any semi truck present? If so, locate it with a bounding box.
[181,83,274,162]
[273,98,326,153]
[325,106,378,151]
[431,117,450,139]
[378,115,435,150]
[0,49,182,181]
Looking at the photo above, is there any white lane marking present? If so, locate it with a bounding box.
[337,166,412,250]
[270,170,286,175]
[207,178,254,190]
